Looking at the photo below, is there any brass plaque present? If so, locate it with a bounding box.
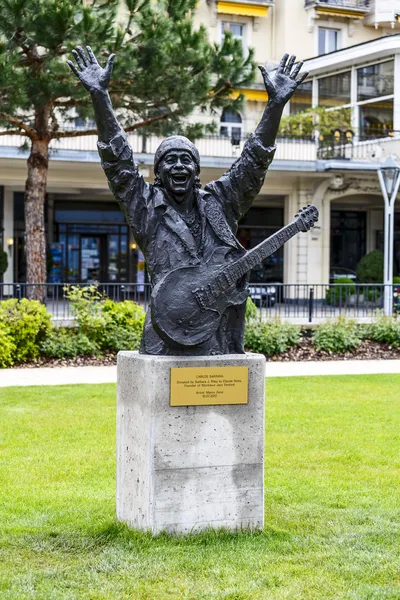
[170,366,249,406]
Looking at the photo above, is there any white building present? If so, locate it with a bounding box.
[1,0,400,287]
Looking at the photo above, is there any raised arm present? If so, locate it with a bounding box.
[205,54,308,225]
[257,54,309,147]
[67,46,120,142]
[67,47,149,245]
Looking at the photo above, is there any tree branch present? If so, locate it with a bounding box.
[52,128,98,138]
[124,110,181,132]
[15,29,41,67]
[0,113,36,138]
[52,98,86,107]
[52,109,182,139]
[0,129,26,136]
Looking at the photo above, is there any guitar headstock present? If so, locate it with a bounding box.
[295,204,319,232]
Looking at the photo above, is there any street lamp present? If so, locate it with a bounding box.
[377,156,400,316]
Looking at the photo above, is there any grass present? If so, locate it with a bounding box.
[0,376,399,599]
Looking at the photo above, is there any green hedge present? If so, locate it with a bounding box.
[0,299,52,363]
[244,318,301,356]
[0,250,8,277]
[0,328,16,368]
[365,315,400,347]
[356,250,384,283]
[40,329,98,359]
[0,287,146,366]
[312,317,361,353]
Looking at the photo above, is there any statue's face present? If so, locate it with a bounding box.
[158,150,197,201]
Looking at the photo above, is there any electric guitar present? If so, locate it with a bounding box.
[151,205,319,347]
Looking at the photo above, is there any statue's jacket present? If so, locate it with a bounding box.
[98,132,275,355]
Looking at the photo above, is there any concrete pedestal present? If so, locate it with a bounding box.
[117,352,266,534]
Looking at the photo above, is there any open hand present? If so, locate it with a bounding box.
[67,46,115,93]
[259,54,309,107]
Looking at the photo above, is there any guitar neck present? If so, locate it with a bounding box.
[226,221,301,284]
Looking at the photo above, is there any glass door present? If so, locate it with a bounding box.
[80,236,102,283]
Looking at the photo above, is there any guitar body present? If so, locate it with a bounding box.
[151,263,248,347]
[151,205,319,349]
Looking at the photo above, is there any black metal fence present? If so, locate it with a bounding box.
[1,282,398,323]
[248,283,397,322]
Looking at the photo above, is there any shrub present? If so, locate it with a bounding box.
[245,297,258,323]
[102,299,145,332]
[40,328,98,359]
[0,328,16,368]
[100,300,145,351]
[356,250,384,283]
[366,315,400,347]
[325,278,356,306]
[0,298,52,362]
[101,326,143,352]
[0,250,8,277]
[312,317,361,353]
[65,285,108,343]
[244,318,301,356]
[65,286,145,352]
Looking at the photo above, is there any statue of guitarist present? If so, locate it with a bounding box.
[68,48,309,355]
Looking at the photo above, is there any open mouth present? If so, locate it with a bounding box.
[171,173,189,185]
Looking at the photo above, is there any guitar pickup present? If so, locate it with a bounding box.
[192,287,209,312]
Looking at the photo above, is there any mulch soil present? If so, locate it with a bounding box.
[265,337,400,362]
[12,338,400,368]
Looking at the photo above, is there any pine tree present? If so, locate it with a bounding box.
[0,0,255,295]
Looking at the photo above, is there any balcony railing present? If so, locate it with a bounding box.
[1,128,399,164]
[364,0,400,27]
[0,131,318,163]
[305,0,369,8]
[317,129,400,161]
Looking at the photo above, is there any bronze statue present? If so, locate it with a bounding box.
[68,47,316,356]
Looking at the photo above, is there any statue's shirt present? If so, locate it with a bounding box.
[97,132,275,355]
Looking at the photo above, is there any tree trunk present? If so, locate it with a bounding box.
[25,137,49,301]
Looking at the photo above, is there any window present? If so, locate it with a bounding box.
[331,211,366,273]
[318,71,351,108]
[220,109,242,144]
[318,28,339,56]
[290,80,312,115]
[356,60,394,138]
[357,60,394,102]
[221,21,245,42]
[359,99,394,139]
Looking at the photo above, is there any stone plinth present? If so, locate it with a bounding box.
[116,352,266,534]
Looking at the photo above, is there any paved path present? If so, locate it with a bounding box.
[0,366,118,388]
[0,360,399,388]
[266,360,400,378]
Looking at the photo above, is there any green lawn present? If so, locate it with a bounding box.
[0,376,399,600]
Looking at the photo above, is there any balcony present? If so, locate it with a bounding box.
[305,0,370,19]
[0,130,317,167]
[364,0,400,28]
[1,128,399,169]
[216,0,274,18]
[317,128,400,162]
